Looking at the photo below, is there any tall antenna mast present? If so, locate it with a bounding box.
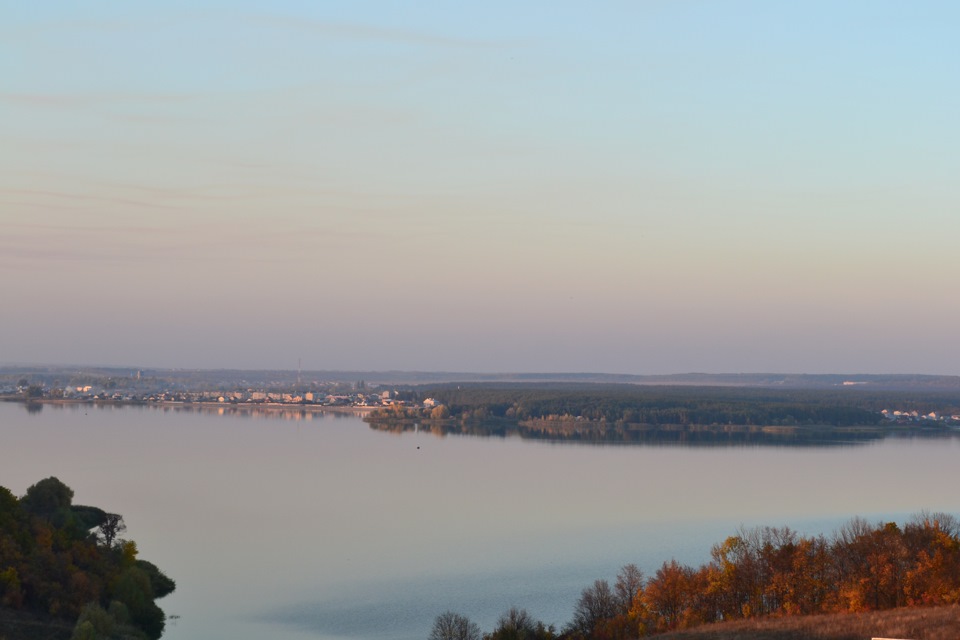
[297,358,302,387]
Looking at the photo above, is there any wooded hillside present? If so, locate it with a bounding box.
[0,478,174,640]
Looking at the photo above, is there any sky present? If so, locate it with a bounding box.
[2,1,959,375]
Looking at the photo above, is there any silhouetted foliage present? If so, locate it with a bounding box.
[111,567,165,639]
[569,580,619,636]
[70,506,108,533]
[614,564,644,615]
[134,560,175,600]
[430,610,482,640]
[487,607,556,640]
[21,477,74,518]
[97,513,126,549]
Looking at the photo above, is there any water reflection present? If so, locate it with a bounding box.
[18,400,371,422]
[366,419,960,448]
[16,401,960,447]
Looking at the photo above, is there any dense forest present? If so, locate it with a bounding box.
[428,513,960,640]
[372,384,960,427]
[0,478,174,640]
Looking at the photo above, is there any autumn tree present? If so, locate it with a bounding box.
[708,534,756,619]
[642,560,697,632]
[833,518,909,611]
[786,534,834,614]
[903,512,960,605]
[430,404,451,419]
[584,564,648,639]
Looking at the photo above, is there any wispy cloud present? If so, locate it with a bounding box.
[238,13,500,49]
[0,218,386,271]
[0,92,192,110]
[0,13,198,44]
[1,10,501,49]
[1,188,176,210]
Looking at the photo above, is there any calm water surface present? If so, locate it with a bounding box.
[1,401,958,639]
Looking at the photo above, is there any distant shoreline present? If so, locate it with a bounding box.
[1,396,377,414]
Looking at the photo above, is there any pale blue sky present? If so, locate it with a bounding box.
[2,1,959,373]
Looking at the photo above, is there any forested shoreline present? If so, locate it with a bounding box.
[369,384,960,428]
[0,478,174,640]
[429,513,960,639]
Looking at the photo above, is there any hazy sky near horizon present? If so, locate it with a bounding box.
[3,1,959,374]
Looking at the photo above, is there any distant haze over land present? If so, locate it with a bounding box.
[2,365,959,391]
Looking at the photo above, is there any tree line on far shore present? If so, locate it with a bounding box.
[371,384,960,427]
[428,512,960,639]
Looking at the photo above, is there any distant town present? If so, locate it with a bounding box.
[1,374,423,411]
[880,408,960,426]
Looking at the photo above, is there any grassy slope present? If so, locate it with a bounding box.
[656,605,960,640]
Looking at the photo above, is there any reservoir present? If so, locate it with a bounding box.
[1,401,958,639]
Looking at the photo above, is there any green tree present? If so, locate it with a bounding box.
[21,476,74,518]
[71,620,98,640]
[71,603,115,640]
[111,567,165,639]
[135,560,176,599]
[0,567,24,608]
